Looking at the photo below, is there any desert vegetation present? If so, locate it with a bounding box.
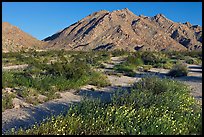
[2,50,111,111]
[167,63,188,77]
[2,50,202,135]
[6,77,201,135]
[2,50,202,110]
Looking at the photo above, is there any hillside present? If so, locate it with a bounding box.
[43,8,202,51]
[2,22,46,52]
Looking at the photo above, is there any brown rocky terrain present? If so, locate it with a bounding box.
[2,22,46,52]
[43,8,202,51]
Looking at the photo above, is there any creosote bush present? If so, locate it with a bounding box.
[141,52,167,65]
[2,92,15,112]
[89,72,111,87]
[185,56,200,65]
[167,63,188,77]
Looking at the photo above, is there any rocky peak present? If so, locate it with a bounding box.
[183,22,192,27]
[3,22,17,31]
[91,10,109,16]
[112,8,134,16]
[2,22,11,26]
[121,8,131,12]
[154,13,166,19]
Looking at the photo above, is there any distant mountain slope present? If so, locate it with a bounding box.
[2,22,46,52]
[43,8,202,51]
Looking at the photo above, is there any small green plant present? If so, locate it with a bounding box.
[167,63,188,77]
[114,63,136,77]
[2,71,15,88]
[2,92,15,111]
[110,49,128,57]
[185,56,200,65]
[163,62,173,69]
[142,65,152,72]
[126,55,144,66]
[89,72,111,88]
[113,54,144,76]
[141,52,167,65]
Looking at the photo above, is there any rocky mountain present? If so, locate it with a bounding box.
[43,8,202,51]
[2,22,45,52]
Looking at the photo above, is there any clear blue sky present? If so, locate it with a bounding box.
[2,2,202,40]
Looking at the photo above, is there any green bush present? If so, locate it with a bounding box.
[126,55,144,66]
[47,59,90,80]
[114,64,135,77]
[141,52,168,65]
[185,56,200,65]
[163,62,173,69]
[167,63,188,77]
[110,49,128,57]
[2,93,15,112]
[113,54,144,76]
[2,71,15,88]
[183,50,202,59]
[89,72,111,87]
[142,65,152,72]
[72,51,111,67]
[164,51,185,60]
[153,63,164,68]
[133,77,174,95]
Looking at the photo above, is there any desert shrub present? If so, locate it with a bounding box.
[113,54,144,76]
[2,51,26,65]
[126,55,144,66]
[185,56,200,65]
[8,77,201,135]
[105,71,123,77]
[165,51,202,61]
[23,65,44,77]
[163,61,173,69]
[114,63,135,77]
[98,63,106,69]
[2,92,15,112]
[2,71,15,88]
[183,50,202,59]
[14,88,48,105]
[89,72,111,87]
[141,52,168,65]
[46,59,90,80]
[133,77,173,95]
[153,63,164,68]
[111,49,128,57]
[167,63,188,77]
[2,52,111,101]
[164,51,185,60]
[72,51,110,67]
[15,88,29,98]
[153,61,173,69]
[142,65,152,72]
[2,52,22,59]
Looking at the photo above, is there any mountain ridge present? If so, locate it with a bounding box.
[2,8,202,52]
[43,8,202,51]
